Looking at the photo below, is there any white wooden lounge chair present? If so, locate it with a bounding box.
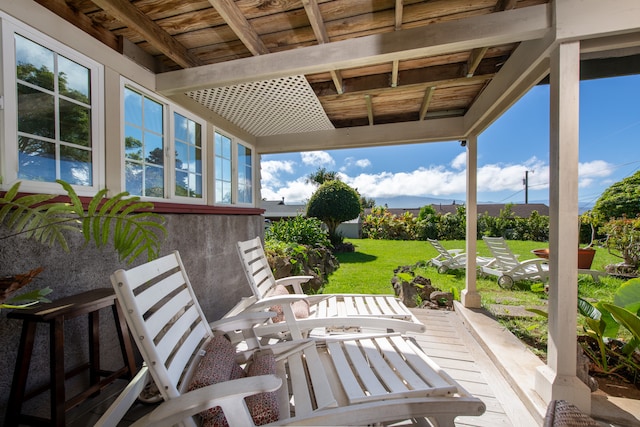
[96,250,486,427]
[427,239,494,273]
[231,237,425,339]
[480,236,549,289]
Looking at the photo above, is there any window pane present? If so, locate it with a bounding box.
[174,113,188,142]
[125,161,143,196]
[144,97,163,134]
[175,170,189,196]
[124,88,143,127]
[58,55,90,104]
[144,132,163,165]
[59,98,91,146]
[60,145,92,186]
[124,126,143,161]
[175,141,188,171]
[194,144,202,174]
[15,34,54,90]
[18,83,55,138]
[18,137,55,181]
[145,165,164,198]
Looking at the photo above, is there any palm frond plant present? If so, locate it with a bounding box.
[0,179,166,308]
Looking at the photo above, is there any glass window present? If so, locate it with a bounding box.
[124,87,164,198]
[15,34,93,186]
[215,132,232,204]
[238,143,252,204]
[174,113,202,198]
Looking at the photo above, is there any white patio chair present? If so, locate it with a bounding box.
[480,236,549,289]
[231,237,425,339]
[427,239,494,273]
[96,250,486,427]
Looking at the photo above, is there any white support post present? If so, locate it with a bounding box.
[461,136,481,308]
[535,41,591,413]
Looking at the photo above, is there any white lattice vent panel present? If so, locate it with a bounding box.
[187,75,334,137]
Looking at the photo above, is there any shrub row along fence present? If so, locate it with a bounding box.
[362,204,551,242]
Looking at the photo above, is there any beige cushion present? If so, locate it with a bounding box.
[267,284,310,323]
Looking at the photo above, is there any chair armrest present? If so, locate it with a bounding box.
[94,366,150,427]
[210,311,276,333]
[130,375,282,427]
[275,276,313,294]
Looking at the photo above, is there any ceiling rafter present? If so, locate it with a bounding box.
[364,94,374,126]
[419,86,436,121]
[34,0,121,52]
[301,0,344,94]
[157,5,550,94]
[465,0,518,77]
[209,0,269,56]
[395,0,404,31]
[91,0,202,68]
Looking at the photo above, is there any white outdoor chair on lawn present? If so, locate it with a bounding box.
[96,250,486,427]
[427,239,494,273]
[480,236,549,289]
[231,237,425,339]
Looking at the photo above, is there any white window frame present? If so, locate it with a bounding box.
[235,140,254,206]
[213,129,255,207]
[121,79,207,204]
[0,13,105,196]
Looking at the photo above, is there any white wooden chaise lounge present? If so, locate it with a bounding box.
[231,237,425,339]
[96,250,486,427]
[427,238,494,273]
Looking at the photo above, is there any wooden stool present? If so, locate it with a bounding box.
[5,288,138,427]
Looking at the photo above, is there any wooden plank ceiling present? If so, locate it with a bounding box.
[34,0,550,134]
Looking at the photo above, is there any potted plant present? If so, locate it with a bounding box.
[0,179,166,308]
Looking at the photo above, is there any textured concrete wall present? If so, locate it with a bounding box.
[0,213,262,422]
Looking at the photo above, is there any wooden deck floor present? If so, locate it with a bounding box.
[67,307,539,427]
[407,308,537,427]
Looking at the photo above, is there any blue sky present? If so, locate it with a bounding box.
[261,74,640,209]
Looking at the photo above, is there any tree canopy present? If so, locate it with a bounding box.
[592,170,640,223]
[306,180,361,246]
[306,167,340,186]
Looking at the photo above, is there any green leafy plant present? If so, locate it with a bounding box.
[265,215,330,248]
[0,180,166,307]
[1,180,165,263]
[307,180,361,247]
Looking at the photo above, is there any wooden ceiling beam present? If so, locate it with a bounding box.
[365,94,374,125]
[391,60,399,87]
[255,117,466,154]
[302,0,344,94]
[209,0,269,56]
[91,0,202,68]
[35,0,121,52]
[313,59,502,96]
[157,4,550,94]
[419,86,435,121]
[395,0,404,31]
[465,0,518,77]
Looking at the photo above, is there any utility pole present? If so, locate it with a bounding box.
[523,170,533,204]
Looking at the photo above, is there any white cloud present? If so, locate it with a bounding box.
[260,160,295,187]
[261,154,615,203]
[300,151,334,166]
[261,177,316,203]
[451,153,466,170]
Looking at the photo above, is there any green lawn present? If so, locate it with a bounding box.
[325,238,624,302]
[323,238,627,356]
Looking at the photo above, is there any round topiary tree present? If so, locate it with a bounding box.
[307,180,361,247]
[592,170,640,224]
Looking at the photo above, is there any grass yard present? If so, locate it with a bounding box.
[323,238,628,358]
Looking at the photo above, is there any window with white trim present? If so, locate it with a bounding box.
[123,82,207,203]
[0,15,103,195]
[214,131,253,205]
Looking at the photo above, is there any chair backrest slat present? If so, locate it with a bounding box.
[483,237,520,269]
[111,251,212,401]
[237,237,277,300]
